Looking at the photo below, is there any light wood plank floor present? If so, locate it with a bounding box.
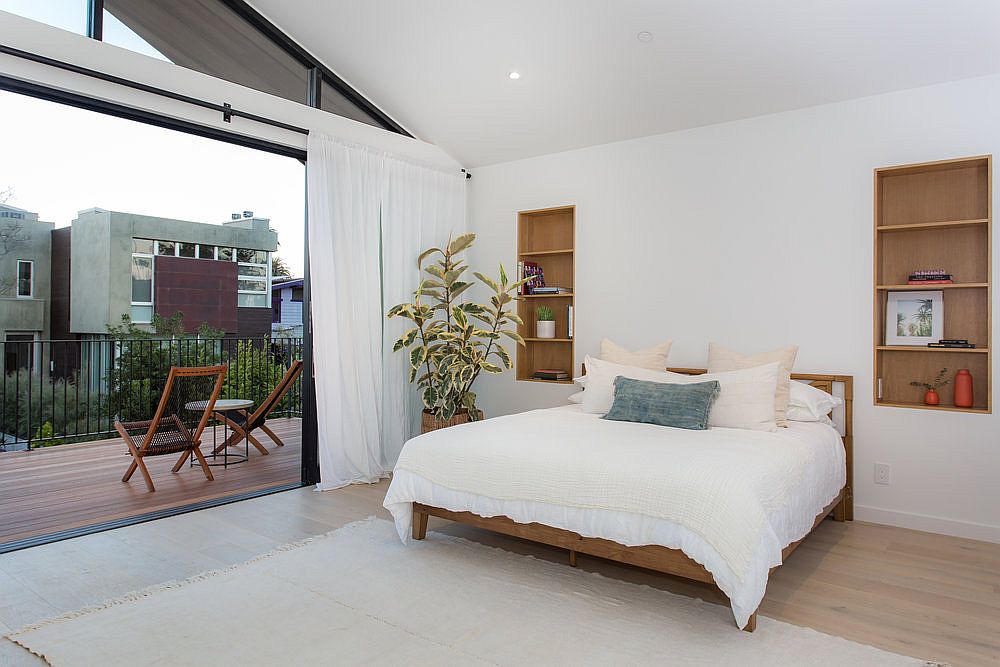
[0,482,997,665]
[0,418,301,547]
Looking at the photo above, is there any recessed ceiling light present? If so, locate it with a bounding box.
[636,31,653,43]
[508,71,521,80]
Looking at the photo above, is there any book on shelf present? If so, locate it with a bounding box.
[927,341,976,348]
[567,305,573,338]
[521,261,545,294]
[531,286,573,294]
[907,279,953,285]
[533,369,569,380]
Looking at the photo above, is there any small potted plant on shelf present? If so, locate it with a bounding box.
[387,233,528,433]
[535,305,556,339]
[910,367,949,406]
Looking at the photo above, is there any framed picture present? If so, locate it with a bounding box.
[885,290,944,346]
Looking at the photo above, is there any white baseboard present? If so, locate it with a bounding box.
[854,504,1000,544]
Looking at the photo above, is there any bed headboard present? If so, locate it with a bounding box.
[667,368,854,521]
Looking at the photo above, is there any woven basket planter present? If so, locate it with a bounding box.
[421,409,483,434]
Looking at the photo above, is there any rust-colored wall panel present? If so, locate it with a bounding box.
[154,256,237,333]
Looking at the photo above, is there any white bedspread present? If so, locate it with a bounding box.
[383,405,845,628]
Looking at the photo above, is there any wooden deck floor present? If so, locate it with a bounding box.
[0,418,301,547]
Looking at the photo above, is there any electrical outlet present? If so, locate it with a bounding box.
[874,463,891,485]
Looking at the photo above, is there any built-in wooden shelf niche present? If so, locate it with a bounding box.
[516,206,575,383]
[873,155,992,413]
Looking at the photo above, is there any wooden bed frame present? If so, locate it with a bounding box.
[411,369,854,632]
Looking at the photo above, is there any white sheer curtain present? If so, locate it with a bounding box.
[307,133,466,490]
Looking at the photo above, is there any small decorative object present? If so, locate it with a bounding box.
[953,368,974,408]
[910,367,949,406]
[535,305,556,338]
[885,291,944,346]
[388,233,528,433]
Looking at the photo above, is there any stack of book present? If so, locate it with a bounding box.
[531,286,573,295]
[517,261,546,294]
[908,269,953,285]
[533,369,569,381]
[927,339,976,349]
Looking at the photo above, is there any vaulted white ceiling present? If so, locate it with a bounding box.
[253,0,1000,167]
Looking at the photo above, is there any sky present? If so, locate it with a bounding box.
[0,2,307,275]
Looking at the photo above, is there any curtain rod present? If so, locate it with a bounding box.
[0,43,472,179]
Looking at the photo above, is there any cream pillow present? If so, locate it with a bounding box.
[600,338,672,370]
[580,356,677,414]
[580,355,780,431]
[707,343,798,427]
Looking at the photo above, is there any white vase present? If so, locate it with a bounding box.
[536,320,556,338]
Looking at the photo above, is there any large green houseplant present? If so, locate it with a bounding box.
[387,233,527,431]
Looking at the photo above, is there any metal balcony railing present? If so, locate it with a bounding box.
[0,336,303,451]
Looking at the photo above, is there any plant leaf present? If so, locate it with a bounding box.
[501,329,525,346]
[493,344,512,369]
[480,361,503,374]
[410,346,427,369]
[474,272,500,294]
[418,247,443,267]
[504,311,524,325]
[498,264,508,287]
[448,232,476,255]
[421,386,438,409]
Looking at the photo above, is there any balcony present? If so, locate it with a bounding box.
[0,336,304,550]
[0,296,45,332]
[0,418,301,547]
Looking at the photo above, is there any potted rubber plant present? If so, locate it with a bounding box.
[388,233,527,432]
[535,305,556,338]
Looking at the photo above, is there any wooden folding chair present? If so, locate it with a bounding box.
[213,360,303,455]
[115,365,228,492]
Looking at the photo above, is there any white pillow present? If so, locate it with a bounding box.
[600,339,672,370]
[707,343,798,427]
[580,356,677,415]
[568,391,584,404]
[787,380,842,422]
[580,356,781,431]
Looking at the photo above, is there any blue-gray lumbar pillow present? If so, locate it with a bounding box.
[602,376,720,430]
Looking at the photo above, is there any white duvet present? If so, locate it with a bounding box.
[383,405,845,628]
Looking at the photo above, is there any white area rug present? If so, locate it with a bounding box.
[8,518,929,666]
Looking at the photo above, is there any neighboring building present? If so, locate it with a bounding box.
[0,204,53,372]
[54,208,278,341]
[271,277,303,337]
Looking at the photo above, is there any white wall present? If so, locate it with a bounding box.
[467,74,1000,543]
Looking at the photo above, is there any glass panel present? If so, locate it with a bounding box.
[132,238,154,254]
[0,0,87,35]
[238,293,268,308]
[291,287,303,302]
[236,248,267,264]
[156,241,175,256]
[178,242,196,258]
[102,9,170,61]
[238,278,267,293]
[321,80,384,128]
[104,0,308,105]
[130,305,153,323]
[16,261,32,297]
[238,265,267,278]
[130,256,153,302]
[217,247,234,262]
[198,244,216,260]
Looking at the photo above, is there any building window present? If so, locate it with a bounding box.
[217,247,234,262]
[156,240,176,256]
[237,248,270,308]
[291,287,303,302]
[131,246,154,323]
[198,244,216,260]
[4,333,36,373]
[178,242,196,258]
[16,260,33,298]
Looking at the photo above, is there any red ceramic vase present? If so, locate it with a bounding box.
[923,389,940,406]
[953,369,974,408]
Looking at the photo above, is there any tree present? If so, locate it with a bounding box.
[271,255,292,278]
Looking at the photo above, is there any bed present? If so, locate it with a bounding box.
[383,369,853,632]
